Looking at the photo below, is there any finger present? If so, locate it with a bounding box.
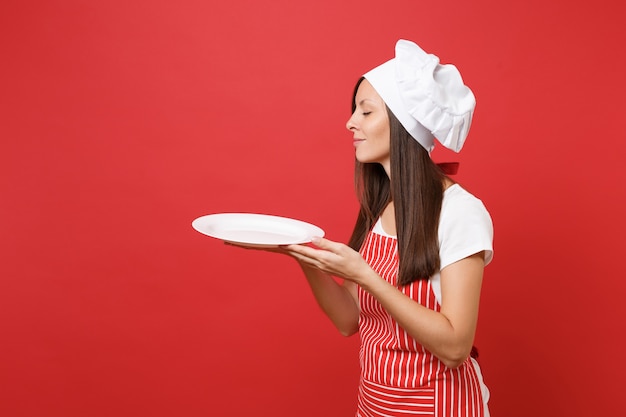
[224,241,252,250]
[284,243,329,261]
[225,241,288,254]
[310,236,343,253]
[283,248,323,268]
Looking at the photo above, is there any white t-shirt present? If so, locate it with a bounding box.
[372,183,494,304]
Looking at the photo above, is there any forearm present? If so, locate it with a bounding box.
[359,269,478,368]
[283,237,484,367]
[299,263,360,337]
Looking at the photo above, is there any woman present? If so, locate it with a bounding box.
[239,39,493,416]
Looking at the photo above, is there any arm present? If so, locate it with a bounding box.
[297,263,360,337]
[225,242,360,336]
[359,252,484,368]
[286,237,485,368]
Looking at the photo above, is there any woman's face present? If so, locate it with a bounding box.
[346,79,391,174]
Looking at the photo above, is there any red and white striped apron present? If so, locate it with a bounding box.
[357,231,486,417]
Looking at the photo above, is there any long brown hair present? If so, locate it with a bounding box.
[347,78,447,286]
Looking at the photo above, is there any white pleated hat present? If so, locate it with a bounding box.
[364,40,476,153]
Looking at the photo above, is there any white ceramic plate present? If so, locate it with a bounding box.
[192,213,325,246]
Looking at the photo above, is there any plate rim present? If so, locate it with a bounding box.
[191,212,325,245]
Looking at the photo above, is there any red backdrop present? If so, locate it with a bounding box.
[2,0,625,415]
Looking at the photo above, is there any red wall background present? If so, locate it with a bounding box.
[2,0,625,415]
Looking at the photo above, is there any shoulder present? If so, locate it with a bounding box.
[441,184,492,224]
[439,184,494,268]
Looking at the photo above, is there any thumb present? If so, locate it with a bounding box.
[310,236,337,250]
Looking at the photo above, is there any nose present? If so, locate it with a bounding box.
[346,114,357,131]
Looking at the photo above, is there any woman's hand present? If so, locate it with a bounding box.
[225,238,361,335]
[283,237,375,285]
[223,241,292,255]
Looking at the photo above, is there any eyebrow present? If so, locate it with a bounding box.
[358,98,375,106]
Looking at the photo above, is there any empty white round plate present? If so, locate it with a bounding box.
[192,213,325,246]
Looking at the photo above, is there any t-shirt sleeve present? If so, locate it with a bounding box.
[438,189,494,270]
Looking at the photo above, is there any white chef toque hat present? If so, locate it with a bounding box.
[364,39,476,153]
